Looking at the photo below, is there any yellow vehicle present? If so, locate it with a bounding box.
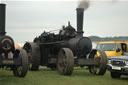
[96,40,128,57]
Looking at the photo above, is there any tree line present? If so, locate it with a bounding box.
[89,36,128,41]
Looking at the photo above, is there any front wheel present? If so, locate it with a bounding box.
[13,49,29,77]
[88,49,107,75]
[57,48,74,75]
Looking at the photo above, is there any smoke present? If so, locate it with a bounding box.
[78,0,90,11]
[78,0,118,11]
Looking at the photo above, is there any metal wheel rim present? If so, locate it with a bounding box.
[13,49,28,77]
[57,49,67,74]
[57,48,74,75]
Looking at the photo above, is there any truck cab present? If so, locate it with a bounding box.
[96,41,128,57]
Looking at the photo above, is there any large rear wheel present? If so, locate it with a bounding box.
[23,42,40,71]
[57,48,74,75]
[88,49,107,75]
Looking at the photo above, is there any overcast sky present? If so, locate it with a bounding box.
[1,0,128,43]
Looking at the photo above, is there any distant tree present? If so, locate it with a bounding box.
[89,36,128,41]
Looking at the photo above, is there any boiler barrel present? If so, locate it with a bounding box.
[67,37,92,56]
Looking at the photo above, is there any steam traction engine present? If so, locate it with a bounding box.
[23,8,107,75]
[0,4,28,77]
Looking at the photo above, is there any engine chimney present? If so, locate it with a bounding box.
[76,8,84,36]
[0,4,6,36]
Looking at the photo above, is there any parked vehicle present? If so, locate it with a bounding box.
[107,53,128,78]
[96,41,128,57]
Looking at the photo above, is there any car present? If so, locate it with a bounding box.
[107,53,128,78]
[96,41,128,57]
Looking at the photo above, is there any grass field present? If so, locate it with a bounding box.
[0,67,128,85]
